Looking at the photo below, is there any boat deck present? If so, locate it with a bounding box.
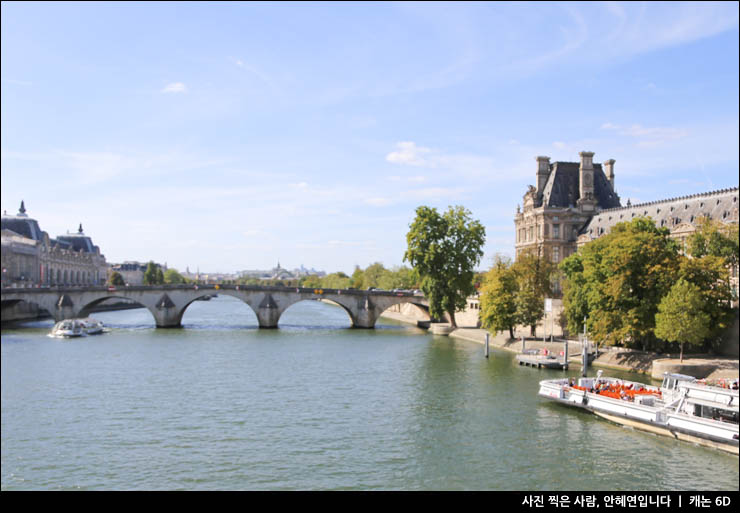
[517,354,568,369]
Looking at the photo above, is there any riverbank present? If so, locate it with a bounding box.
[447,327,739,382]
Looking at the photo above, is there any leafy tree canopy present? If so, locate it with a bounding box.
[560,217,680,349]
[511,249,557,336]
[404,205,485,327]
[479,255,518,338]
[655,278,712,362]
[687,217,739,267]
[108,271,125,286]
[163,268,186,284]
[144,261,161,285]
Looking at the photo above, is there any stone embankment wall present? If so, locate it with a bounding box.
[381,301,738,381]
[449,328,739,381]
[380,297,482,328]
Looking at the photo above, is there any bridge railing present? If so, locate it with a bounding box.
[1,283,424,298]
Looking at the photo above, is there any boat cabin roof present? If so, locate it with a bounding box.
[664,373,696,381]
[686,396,739,412]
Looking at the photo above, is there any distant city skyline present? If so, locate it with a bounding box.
[2,2,738,274]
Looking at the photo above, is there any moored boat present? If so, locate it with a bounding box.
[539,371,739,454]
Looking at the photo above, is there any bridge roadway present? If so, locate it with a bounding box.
[0,284,430,329]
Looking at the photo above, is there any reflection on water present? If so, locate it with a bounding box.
[2,296,738,490]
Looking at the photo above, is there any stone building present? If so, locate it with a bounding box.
[577,187,739,250]
[514,152,621,291]
[1,201,108,287]
[515,152,739,296]
[578,187,739,301]
[109,261,149,286]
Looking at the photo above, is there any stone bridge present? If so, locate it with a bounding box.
[0,284,430,329]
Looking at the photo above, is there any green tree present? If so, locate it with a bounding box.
[514,287,544,338]
[363,262,387,289]
[164,268,186,284]
[155,267,164,285]
[397,266,420,289]
[300,275,322,288]
[560,253,589,338]
[655,279,712,362]
[559,217,680,349]
[678,255,734,347]
[144,261,159,285]
[107,271,125,286]
[348,266,365,289]
[404,205,485,327]
[321,272,350,289]
[384,266,418,290]
[479,255,518,339]
[688,217,739,267]
[512,249,556,336]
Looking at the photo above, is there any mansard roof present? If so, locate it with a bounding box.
[57,223,96,253]
[1,202,101,254]
[55,232,96,253]
[580,187,739,238]
[1,216,43,241]
[538,162,621,210]
[1,202,44,241]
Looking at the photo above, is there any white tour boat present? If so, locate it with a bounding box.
[80,317,105,335]
[50,319,86,338]
[539,371,739,454]
[50,318,106,337]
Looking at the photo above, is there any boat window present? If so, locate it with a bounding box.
[696,405,739,424]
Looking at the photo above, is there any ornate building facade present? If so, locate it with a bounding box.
[515,151,621,266]
[1,202,108,287]
[515,152,739,297]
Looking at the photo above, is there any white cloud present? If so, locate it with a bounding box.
[385,141,496,180]
[386,141,433,167]
[162,82,187,93]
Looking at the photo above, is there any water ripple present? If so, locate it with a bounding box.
[2,298,738,490]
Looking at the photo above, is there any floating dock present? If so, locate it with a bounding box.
[516,354,568,369]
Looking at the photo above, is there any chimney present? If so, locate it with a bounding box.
[579,151,595,202]
[536,156,550,195]
[579,151,594,171]
[604,159,615,189]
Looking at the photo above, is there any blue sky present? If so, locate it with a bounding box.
[2,1,738,274]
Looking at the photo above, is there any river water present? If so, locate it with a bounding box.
[2,296,737,490]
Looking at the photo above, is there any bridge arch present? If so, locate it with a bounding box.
[277,297,356,328]
[178,291,260,327]
[375,301,431,326]
[1,298,54,324]
[77,295,159,326]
